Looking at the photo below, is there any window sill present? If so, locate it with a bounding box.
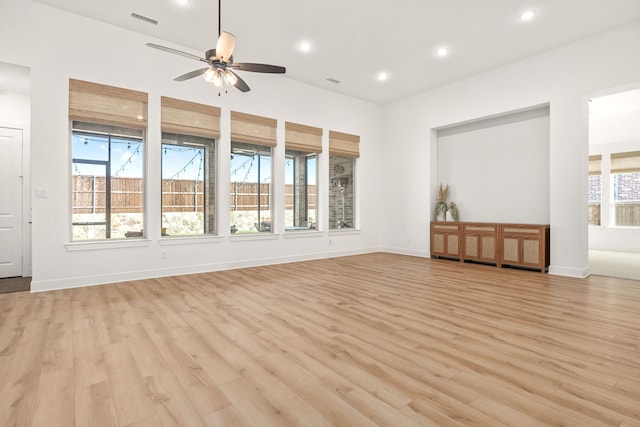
[66,238,151,252]
[604,225,640,230]
[159,235,224,246]
[283,230,323,239]
[328,229,361,236]
[229,233,281,242]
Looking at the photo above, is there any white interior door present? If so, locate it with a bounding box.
[0,127,23,278]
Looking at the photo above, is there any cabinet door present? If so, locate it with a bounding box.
[446,233,460,256]
[502,236,520,264]
[479,235,497,262]
[432,232,446,255]
[522,238,541,267]
[464,235,479,258]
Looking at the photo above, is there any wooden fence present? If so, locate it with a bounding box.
[73,176,317,213]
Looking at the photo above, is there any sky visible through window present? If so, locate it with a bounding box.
[73,133,317,185]
[72,133,143,178]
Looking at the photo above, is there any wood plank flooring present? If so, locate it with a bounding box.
[1,253,639,426]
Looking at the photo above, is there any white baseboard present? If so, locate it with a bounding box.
[548,264,590,278]
[379,246,429,258]
[29,247,381,292]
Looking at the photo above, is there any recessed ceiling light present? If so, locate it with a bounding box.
[299,41,311,53]
[176,0,190,5]
[520,10,535,21]
[377,72,389,82]
[436,47,449,57]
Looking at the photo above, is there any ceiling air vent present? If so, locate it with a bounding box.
[131,12,158,25]
[326,77,341,84]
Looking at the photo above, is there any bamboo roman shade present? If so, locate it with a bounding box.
[161,97,220,139]
[230,111,277,147]
[329,130,360,158]
[285,122,322,153]
[69,78,147,129]
[589,155,602,176]
[611,151,640,174]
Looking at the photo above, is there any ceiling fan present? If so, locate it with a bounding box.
[147,0,285,93]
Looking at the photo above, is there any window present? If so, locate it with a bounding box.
[230,142,272,233]
[69,79,147,240]
[284,122,322,231]
[229,112,277,233]
[328,130,360,230]
[72,123,144,239]
[160,97,220,236]
[611,151,640,227]
[285,152,317,230]
[161,134,215,236]
[329,156,355,229]
[588,155,602,225]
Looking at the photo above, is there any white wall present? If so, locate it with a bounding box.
[589,102,640,252]
[381,22,640,277]
[436,107,550,223]
[0,0,384,291]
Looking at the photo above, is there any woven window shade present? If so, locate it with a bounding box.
[329,130,360,158]
[285,122,322,153]
[611,151,640,174]
[588,155,602,176]
[230,111,277,147]
[161,97,220,138]
[69,79,147,129]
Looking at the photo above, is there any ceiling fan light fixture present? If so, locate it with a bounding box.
[203,67,216,83]
[224,70,238,86]
[212,69,224,88]
[148,0,285,94]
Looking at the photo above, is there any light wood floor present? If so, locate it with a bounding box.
[1,253,639,426]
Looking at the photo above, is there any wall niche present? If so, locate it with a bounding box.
[436,105,550,224]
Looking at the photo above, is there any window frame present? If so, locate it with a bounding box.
[285,150,318,231]
[328,155,356,230]
[161,132,217,237]
[230,141,274,233]
[611,171,640,227]
[71,122,145,241]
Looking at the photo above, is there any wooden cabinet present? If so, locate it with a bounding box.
[430,222,461,260]
[430,221,550,273]
[462,223,499,264]
[499,224,550,272]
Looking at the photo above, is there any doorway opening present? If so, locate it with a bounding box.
[0,61,31,292]
[588,87,640,280]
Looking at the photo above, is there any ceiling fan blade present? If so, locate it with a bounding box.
[230,71,251,92]
[215,31,236,61]
[174,68,210,81]
[229,63,286,74]
[146,43,208,63]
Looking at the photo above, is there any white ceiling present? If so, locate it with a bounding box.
[22,1,640,103]
[590,89,640,116]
